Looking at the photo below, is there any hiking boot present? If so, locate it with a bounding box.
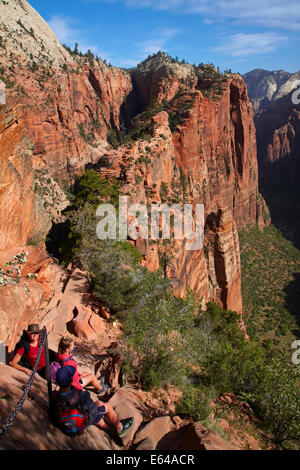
[99,376,106,385]
[97,383,110,398]
[118,417,134,438]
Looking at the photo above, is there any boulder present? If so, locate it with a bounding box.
[100,305,111,320]
[113,400,143,448]
[185,423,239,450]
[133,416,175,448]
[70,308,105,340]
[88,312,106,335]
[136,438,156,450]
[71,309,96,340]
[108,388,144,447]
[156,422,240,450]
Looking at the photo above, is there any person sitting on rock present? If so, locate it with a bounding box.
[10,324,47,379]
[53,365,134,438]
[56,337,109,398]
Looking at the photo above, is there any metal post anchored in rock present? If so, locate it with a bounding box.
[0,342,5,365]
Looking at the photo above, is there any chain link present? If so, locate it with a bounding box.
[0,326,47,439]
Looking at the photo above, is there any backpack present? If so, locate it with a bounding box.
[50,356,74,384]
[54,389,88,437]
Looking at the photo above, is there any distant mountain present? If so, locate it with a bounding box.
[244,68,300,255]
[244,68,300,115]
[255,91,300,171]
[244,68,300,171]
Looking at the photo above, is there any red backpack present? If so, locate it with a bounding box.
[54,389,88,437]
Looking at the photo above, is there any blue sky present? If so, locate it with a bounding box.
[29,0,300,74]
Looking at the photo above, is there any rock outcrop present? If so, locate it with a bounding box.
[0,245,114,352]
[0,0,132,181]
[0,94,51,251]
[0,364,121,450]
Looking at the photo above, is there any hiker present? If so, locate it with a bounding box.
[54,337,109,398]
[53,365,134,438]
[10,324,47,379]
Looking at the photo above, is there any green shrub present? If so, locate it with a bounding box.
[195,302,300,448]
[246,359,300,448]
[176,385,215,422]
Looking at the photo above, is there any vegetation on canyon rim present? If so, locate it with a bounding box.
[240,224,300,355]
[49,169,300,449]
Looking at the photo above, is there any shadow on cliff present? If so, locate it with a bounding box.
[46,221,70,261]
[258,163,300,250]
[283,272,300,337]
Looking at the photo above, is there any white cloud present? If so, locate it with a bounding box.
[48,12,181,68]
[48,14,113,62]
[48,15,78,44]
[93,0,300,31]
[112,28,179,68]
[213,32,288,57]
[138,27,179,55]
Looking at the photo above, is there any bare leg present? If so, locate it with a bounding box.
[80,373,103,391]
[96,402,122,432]
[96,418,109,429]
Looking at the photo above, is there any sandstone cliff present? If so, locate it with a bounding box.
[0,93,51,250]
[0,0,132,180]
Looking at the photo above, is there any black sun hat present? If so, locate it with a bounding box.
[26,324,41,334]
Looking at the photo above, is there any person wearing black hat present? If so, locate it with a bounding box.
[10,324,47,379]
[53,366,134,438]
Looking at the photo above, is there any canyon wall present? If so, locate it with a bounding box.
[0,93,51,250]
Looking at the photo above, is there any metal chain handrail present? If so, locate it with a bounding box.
[0,326,47,439]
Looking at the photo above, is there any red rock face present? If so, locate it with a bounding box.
[0,246,62,351]
[0,94,51,251]
[172,79,263,228]
[7,61,132,181]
